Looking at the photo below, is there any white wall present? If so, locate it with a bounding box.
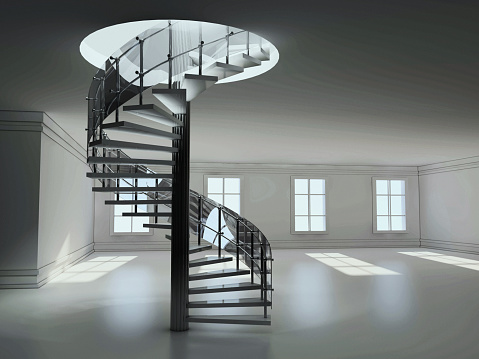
[0,111,94,288]
[37,114,95,285]
[419,157,479,254]
[190,163,420,249]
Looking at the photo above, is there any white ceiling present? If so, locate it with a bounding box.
[1,0,478,166]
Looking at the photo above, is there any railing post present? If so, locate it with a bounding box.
[198,23,203,76]
[250,230,254,283]
[116,58,120,122]
[168,21,172,89]
[226,26,230,64]
[236,219,240,270]
[138,38,144,105]
[246,31,250,56]
[218,207,222,258]
[197,196,202,245]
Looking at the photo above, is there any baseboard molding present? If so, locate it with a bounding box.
[94,241,171,251]
[36,243,94,287]
[0,243,94,289]
[420,238,479,255]
[270,238,420,249]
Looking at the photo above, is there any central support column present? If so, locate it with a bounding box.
[170,102,190,331]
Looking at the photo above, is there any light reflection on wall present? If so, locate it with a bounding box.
[399,251,479,271]
[49,256,137,283]
[306,253,401,276]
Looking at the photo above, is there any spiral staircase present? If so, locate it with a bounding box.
[83,20,276,331]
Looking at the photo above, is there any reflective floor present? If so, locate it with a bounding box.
[1,248,479,359]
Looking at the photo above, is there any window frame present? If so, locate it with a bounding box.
[203,175,244,215]
[290,176,328,235]
[109,193,153,236]
[372,177,408,234]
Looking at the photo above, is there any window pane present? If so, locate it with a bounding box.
[132,217,149,232]
[311,216,326,231]
[376,196,389,216]
[377,216,389,231]
[137,204,148,213]
[114,204,132,216]
[391,196,405,215]
[295,179,308,194]
[138,178,156,188]
[391,216,406,231]
[390,180,405,195]
[119,193,133,201]
[114,217,132,232]
[224,178,240,194]
[310,195,325,215]
[295,195,308,215]
[224,194,240,214]
[376,180,388,195]
[310,179,325,194]
[208,194,223,205]
[295,216,309,231]
[208,178,223,194]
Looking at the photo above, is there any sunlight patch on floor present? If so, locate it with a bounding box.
[306,253,401,276]
[399,251,479,271]
[49,256,138,283]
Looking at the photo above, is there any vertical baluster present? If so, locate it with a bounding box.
[247,31,250,56]
[218,207,222,257]
[155,179,159,223]
[236,219,240,270]
[197,196,202,245]
[138,38,144,105]
[250,230,254,283]
[198,23,203,75]
[115,57,120,122]
[168,21,172,89]
[226,26,230,64]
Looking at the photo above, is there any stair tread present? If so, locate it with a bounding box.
[229,53,262,68]
[144,223,171,229]
[122,212,171,217]
[189,256,233,267]
[189,244,213,254]
[102,121,181,139]
[89,139,177,153]
[189,268,249,281]
[188,297,271,308]
[123,103,183,127]
[92,186,172,192]
[182,74,218,102]
[187,315,270,326]
[87,172,173,179]
[88,157,175,166]
[105,200,171,205]
[189,282,262,294]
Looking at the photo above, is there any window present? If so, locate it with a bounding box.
[112,178,152,235]
[373,179,406,232]
[291,177,326,233]
[204,176,242,215]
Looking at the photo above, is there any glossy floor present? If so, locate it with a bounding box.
[1,248,478,359]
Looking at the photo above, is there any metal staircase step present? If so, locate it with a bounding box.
[87,172,173,179]
[143,223,171,229]
[249,46,270,61]
[87,157,175,166]
[89,139,177,153]
[105,199,172,205]
[203,62,244,81]
[152,89,187,114]
[189,282,262,294]
[102,121,181,139]
[187,315,271,326]
[92,186,172,192]
[187,298,271,308]
[188,256,233,268]
[189,269,249,281]
[229,53,262,68]
[122,212,171,217]
[182,74,218,102]
[189,244,212,254]
[123,104,183,127]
